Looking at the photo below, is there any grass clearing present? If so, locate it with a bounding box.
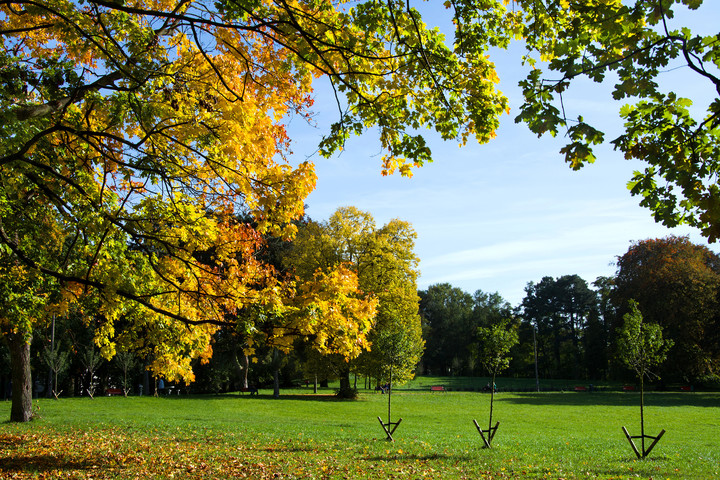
[2,389,719,478]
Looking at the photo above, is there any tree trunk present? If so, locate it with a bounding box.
[242,353,249,390]
[143,368,149,396]
[337,367,353,398]
[232,349,249,391]
[339,372,351,391]
[273,349,280,398]
[9,333,33,422]
[489,372,496,432]
[640,367,646,456]
[273,368,280,398]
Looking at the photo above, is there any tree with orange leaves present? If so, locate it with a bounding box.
[1,0,506,421]
[612,236,720,383]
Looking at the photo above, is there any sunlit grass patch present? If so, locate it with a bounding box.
[2,390,719,478]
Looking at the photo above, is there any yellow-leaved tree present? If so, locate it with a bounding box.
[285,207,424,397]
[1,0,510,421]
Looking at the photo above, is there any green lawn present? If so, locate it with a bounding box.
[393,375,625,392]
[2,388,718,478]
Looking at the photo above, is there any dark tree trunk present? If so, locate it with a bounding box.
[9,333,33,422]
[552,317,561,376]
[273,368,280,398]
[273,349,280,398]
[339,371,351,391]
[337,367,354,398]
[143,368,149,396]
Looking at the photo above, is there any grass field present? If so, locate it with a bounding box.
[394,375,625,392]
[2,387,719,479]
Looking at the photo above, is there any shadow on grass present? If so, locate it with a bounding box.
[362,452,470,462]
[158,392,348,402]
[253,394,351,402]
[0,434,106,475]
[261,445,316,453]
[499,392,720,408]
[618,455,670,463]
[0,453,103,473]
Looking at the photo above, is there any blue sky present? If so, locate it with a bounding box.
[286,2,720,306]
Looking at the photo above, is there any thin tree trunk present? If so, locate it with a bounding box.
[387,363,393,424]
[533,326,540,392]
[273,349,280,398]
[640,368,645,455]
[273,368,280,398]
[46,315,55,398]
[9,333,33,422]
[232,349,249,391]
[489,372,496,432]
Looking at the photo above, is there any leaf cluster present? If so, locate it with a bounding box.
[476,318,519,377]
[509,0,720,239]
[616,299,673,380]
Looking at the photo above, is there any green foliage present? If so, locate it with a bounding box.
[616,300,673,381]
[508,0,720,240]
[420,284,513,376]
[521,275,598,379]
[476,319,519,377]
[419,284,475,375]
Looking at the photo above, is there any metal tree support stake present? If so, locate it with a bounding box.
[472,419,499,449]
[473,376,500,448]
[622,426,666,459]
[377,363,402,441]
[622,366,666,459]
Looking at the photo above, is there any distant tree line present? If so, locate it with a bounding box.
[3,234,718,401]
[419,236,720,387]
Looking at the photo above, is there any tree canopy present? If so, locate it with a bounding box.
[521,275,596,379]
[616,300,673,383]
[0,0,507,375]
[613,235,720,381]
[286,207,423,390]
[1,0,509,420]
[511,0,720,240]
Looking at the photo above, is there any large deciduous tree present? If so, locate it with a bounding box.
[285,207,423,396]
[612,236,720,382]
[354,218,424,387]
[5,0,718,422]
[1,0,507,421]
